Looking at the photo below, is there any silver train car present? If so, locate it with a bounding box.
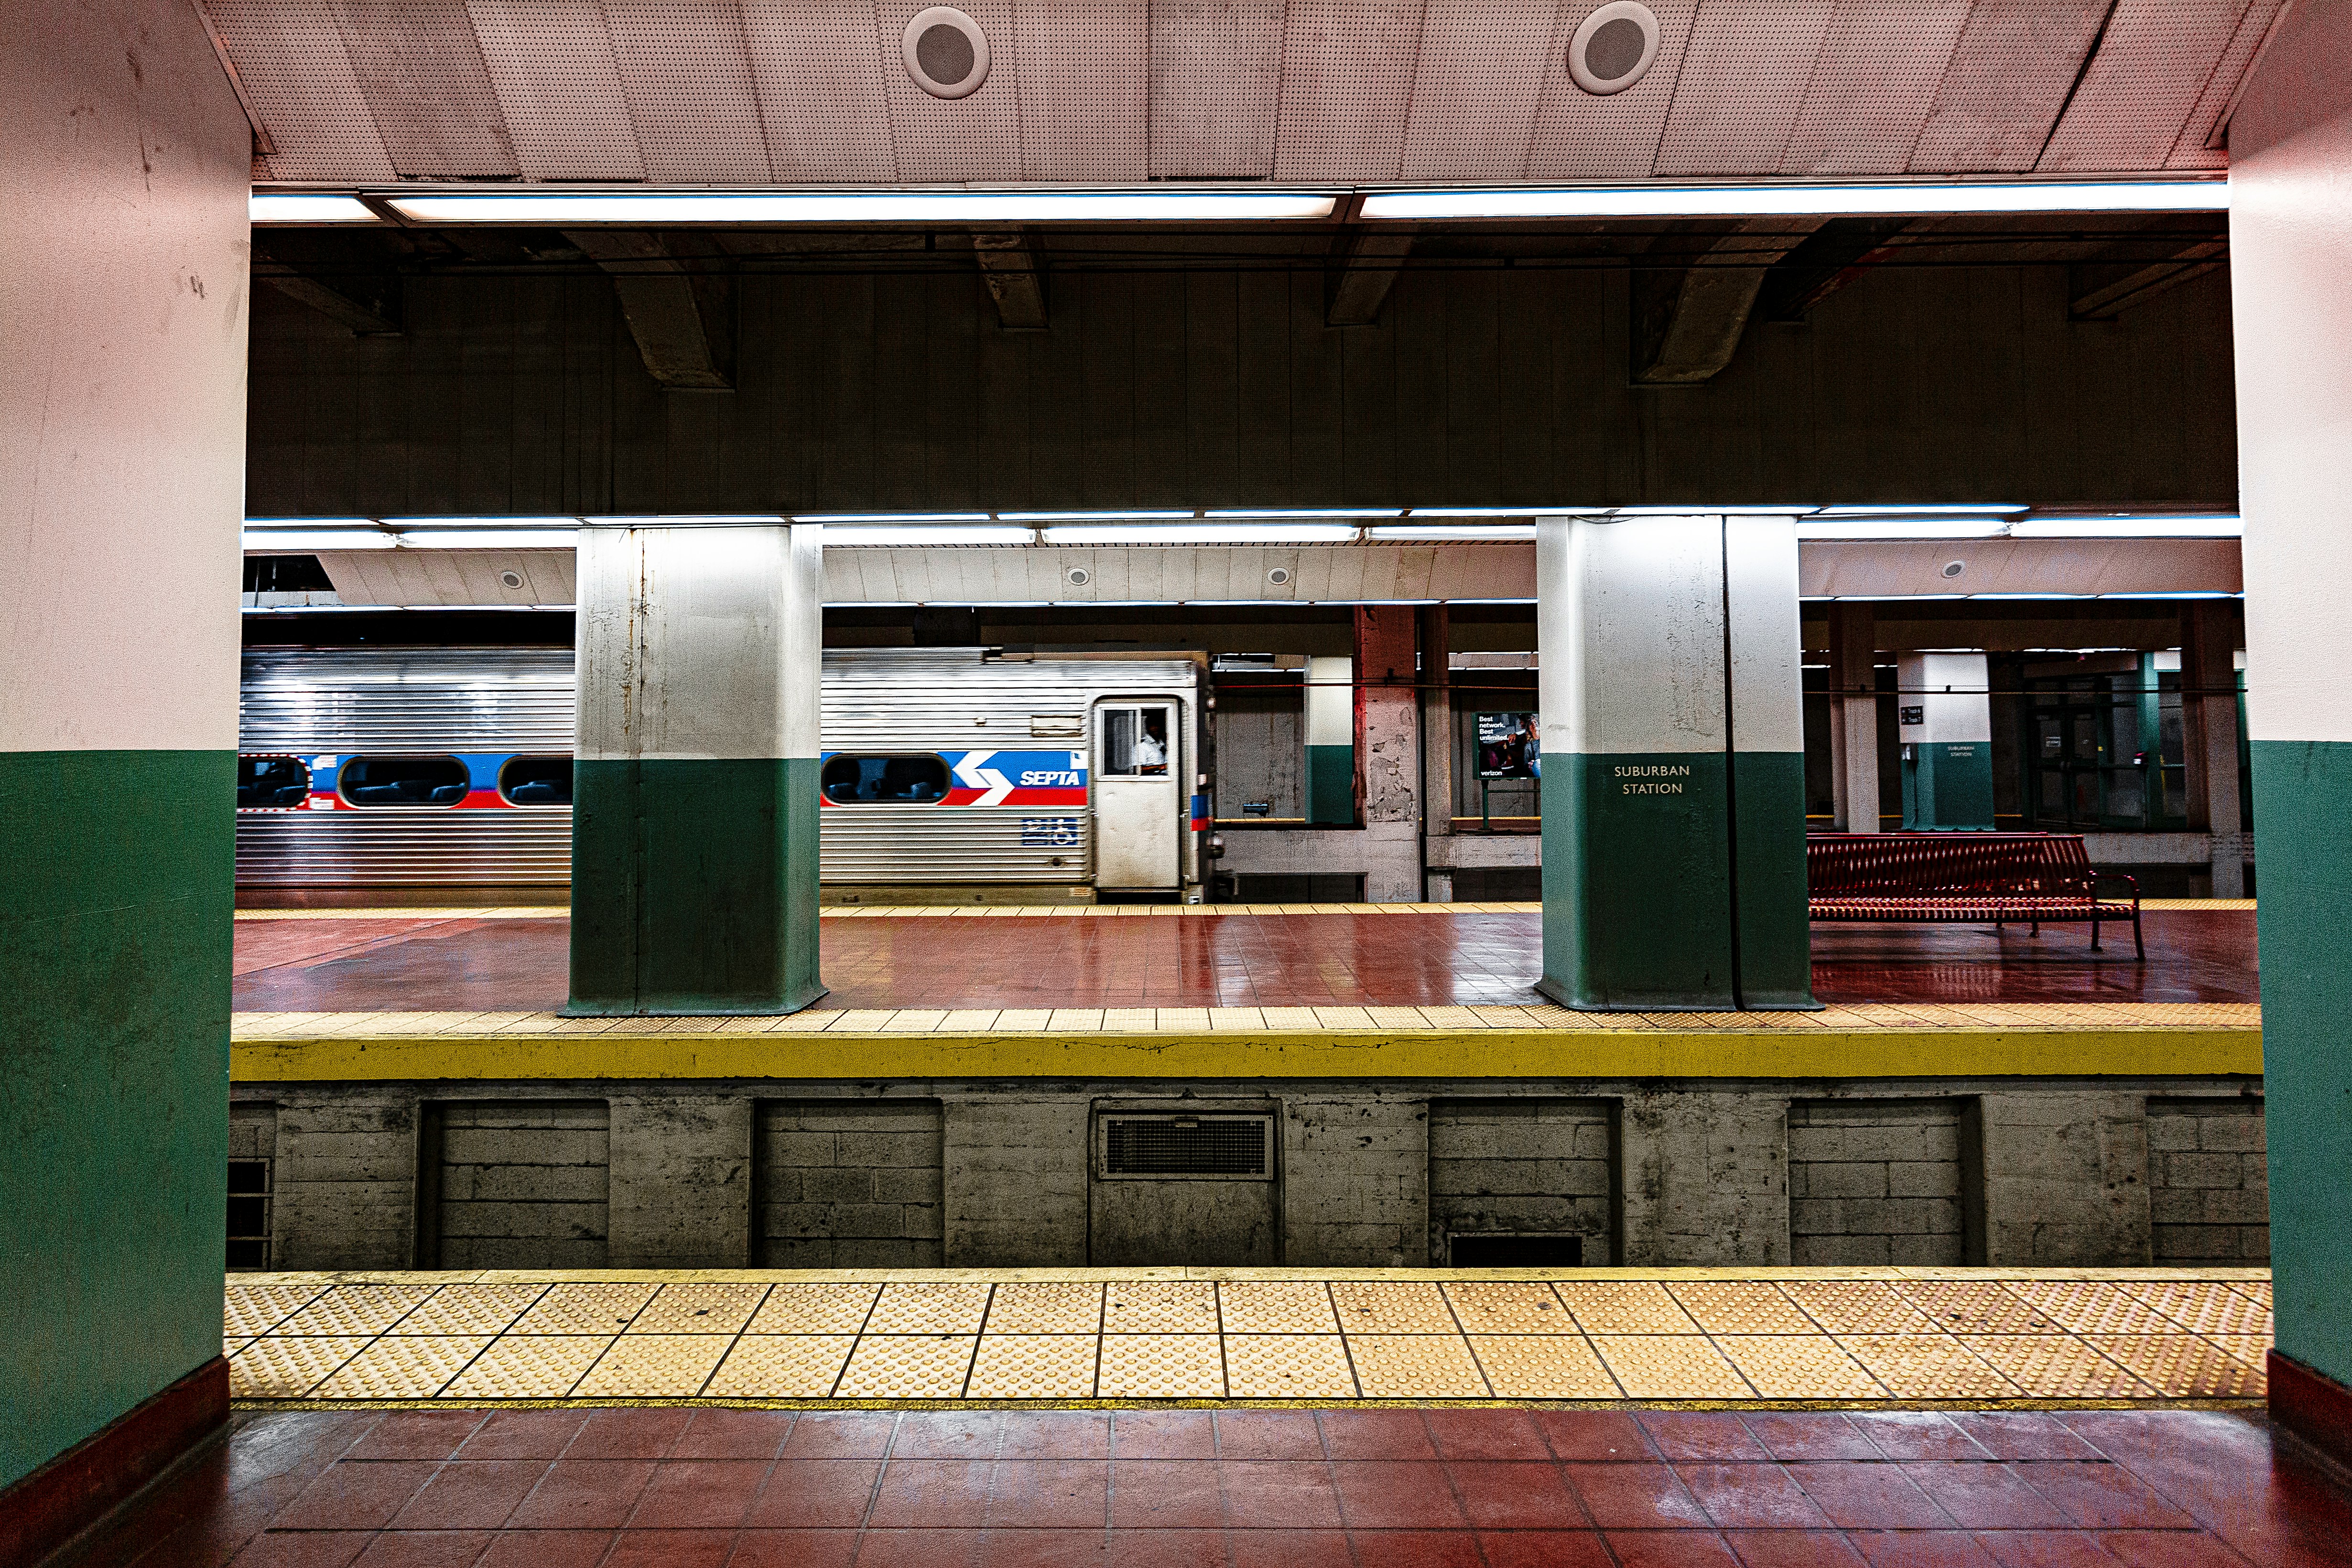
[237,646,1206,901]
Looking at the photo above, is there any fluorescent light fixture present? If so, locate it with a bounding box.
[1043,523,1360,544]
[1613,505,1820,516]
[244,528,393,552]
[1796,519,2014,540]
[1443,597,1537,604]
[1204,508,1403,519]
[1966,592,2089,600]
[583,513,785,526]
[2009,515,2243,538]
[388,190,1338,224]
[1361,180,2228,221]
[1365,524,1537,540]
[826,525,1035,545]
[2096,590,2241,600]
[251,194,379,224]
[383,516,580,529]
[1812,504,2027,516]
[394,529,579,549]
[791,511,989,524]
[998,510,1197,521]
[1180,599,1282,606]
[1404,507,1580,518]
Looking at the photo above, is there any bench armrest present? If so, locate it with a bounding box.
[2089,870,2141,907]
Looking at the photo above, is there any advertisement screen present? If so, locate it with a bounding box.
[1476,712,1539,780]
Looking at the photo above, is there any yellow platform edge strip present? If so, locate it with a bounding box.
[231,1027,2264,1082]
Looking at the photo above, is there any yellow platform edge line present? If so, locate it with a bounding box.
[229,1027,2263,1082]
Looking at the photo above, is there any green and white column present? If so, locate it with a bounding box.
[568,524,827,1015]
[1535,514,1813,1011]
[1896,652,1995,830]
[2230,0,2352,1458]
[1303,655,1355,825]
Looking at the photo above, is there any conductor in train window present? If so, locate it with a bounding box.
[1134,711,1169,775]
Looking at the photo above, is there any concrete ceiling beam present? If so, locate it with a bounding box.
[969,229,1048,330]
[1326,231,1415,327]
[1631,217,1829,385]
[563,229,734,390]
[2071,241,2228,320]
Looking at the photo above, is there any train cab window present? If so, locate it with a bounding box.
[339,755,471,808]
[499,755,574,807]
[821,754,951,804]
[1100,706,1172,777]
[236,755,311,808]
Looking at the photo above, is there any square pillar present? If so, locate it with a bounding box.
[1302,655,1354,824]
[1897,652,1995,830]
[1419,606,1456,846]
[2180,602,2247,896]
[1827,603,1880,833]
[1356,606,1421,901]
[568,524,826,1015]
[1535,515,1813,1010]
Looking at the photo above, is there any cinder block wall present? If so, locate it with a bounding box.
[2147,1096,2269,1263]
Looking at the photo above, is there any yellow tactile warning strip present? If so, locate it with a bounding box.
[223,1267,2273,1410]
[233,898,2254,921]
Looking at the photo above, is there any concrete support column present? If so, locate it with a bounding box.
[942,1097,1088,1266]
[1827,603,1881,833]
[1976,1092,2151,1265]
[568,525,826,1014]
[607,1097,753,1268]
[0,0,249,1509]
[2229,0,2352,1453]
[1535,515,1813,1010]
[1419,607,1456,901]
[1356,606,1421,901]
[1618,1092,1790,1265]
[1282,1095,1427,1267]
[2179,602,2247,896]
[1302,655,1354,825]
[1897,652,1995,830]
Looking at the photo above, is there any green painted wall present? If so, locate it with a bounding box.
[1902,742,1996,830]
[1539,753,1736,1011]
[2250,738,2352,1388]
[0,751,232,1490]
[1733,751,1815,1010]
[569,757,825,1015]
[1304,744,1355,826]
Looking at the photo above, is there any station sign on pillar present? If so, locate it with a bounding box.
[1303,655,1354,824]
[568,523,827,1015]
[1896,653,1995,831]
[1534,515,1813,1011]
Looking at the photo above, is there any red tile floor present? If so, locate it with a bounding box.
[230,910,2259,1014]
[70,1406,2352,1568]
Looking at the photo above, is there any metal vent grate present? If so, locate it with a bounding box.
[1103,1115,1271,1178]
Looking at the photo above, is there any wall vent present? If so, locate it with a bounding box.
[1099,1114,1274,1179]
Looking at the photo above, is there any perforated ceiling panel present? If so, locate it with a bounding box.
[1014,0,1148,181]
[1149,0,1285,180]
[2169,0,2282,169]
[1399,0,1567,183]
[739,0,898,181]
[602,0,774,182]
[204,0,395,183]
[465,0,645,181]
[332,0,518,178]
[1272,0,1426,183]
[1654,0,1835,176]
[1527,0,1694,180]
[2039,0,2249,173]
[1907,0,2105,173]
[1779,0,1968,174]
[875,0,1025,181]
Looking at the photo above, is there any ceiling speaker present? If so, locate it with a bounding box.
[904,7,990,99]
[1267,567,1292,586]
[1568,1,1660,97]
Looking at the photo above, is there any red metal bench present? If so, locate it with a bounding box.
[1807,832,2143,958]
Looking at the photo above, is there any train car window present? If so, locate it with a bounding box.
[339,755,471,808]
[821,754,951,804]
[499,755,574,807]
[236,755,311,808]
[1100,706,1172,777]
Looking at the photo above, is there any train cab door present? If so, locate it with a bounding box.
[1093,702,1180,890]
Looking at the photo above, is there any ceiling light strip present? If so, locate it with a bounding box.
[1360,181,2228,220]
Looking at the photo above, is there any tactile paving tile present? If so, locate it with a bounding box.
[1443,1282,1578,1334]
[2000,1281,2179,1335]
[1344,1335,1488,1398]
[441,1335,613,1400]
[509,1282,658,1335]
[747,1283,880,1335]
[2208,1334,2274,1369]
[1667,1282,1817,1335]
[273,1284,443,1336]
[835,1334,978,1398]
[1329,1282,1458,1333]
[1468,1335,1621,1398]
[704,1335,856,1398]
[385,1283,548,1336]
[2084,1335,2265,1397]
[2224,1280,2273,1309]
[1218,1280,1339,1334]
[1098,1334,1226,1397]
[1896,1281,2068,1335]
[1103,1280,1219,1334]
[574,1332,733,1397]
[984,1282,1105,1335]
[1835,1335,2021,1399]
[1589,1335,1755,1398]
[225,1337,253,1358]
[224,1284,330,1338]
[864,1281,993,1336]
[1957,1335,2157,1398]
[1223,1334,1357,1398]
[1780,1281,1940,1335]
[629,1282,770,1334]
[313,1334,492,1399]
[1711,1335,1887,1399]
[231,1336,370,1399]
[966,1334,1100,1398]
[2114,1280,2272,1337]
[1556,1282,1702,1335]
